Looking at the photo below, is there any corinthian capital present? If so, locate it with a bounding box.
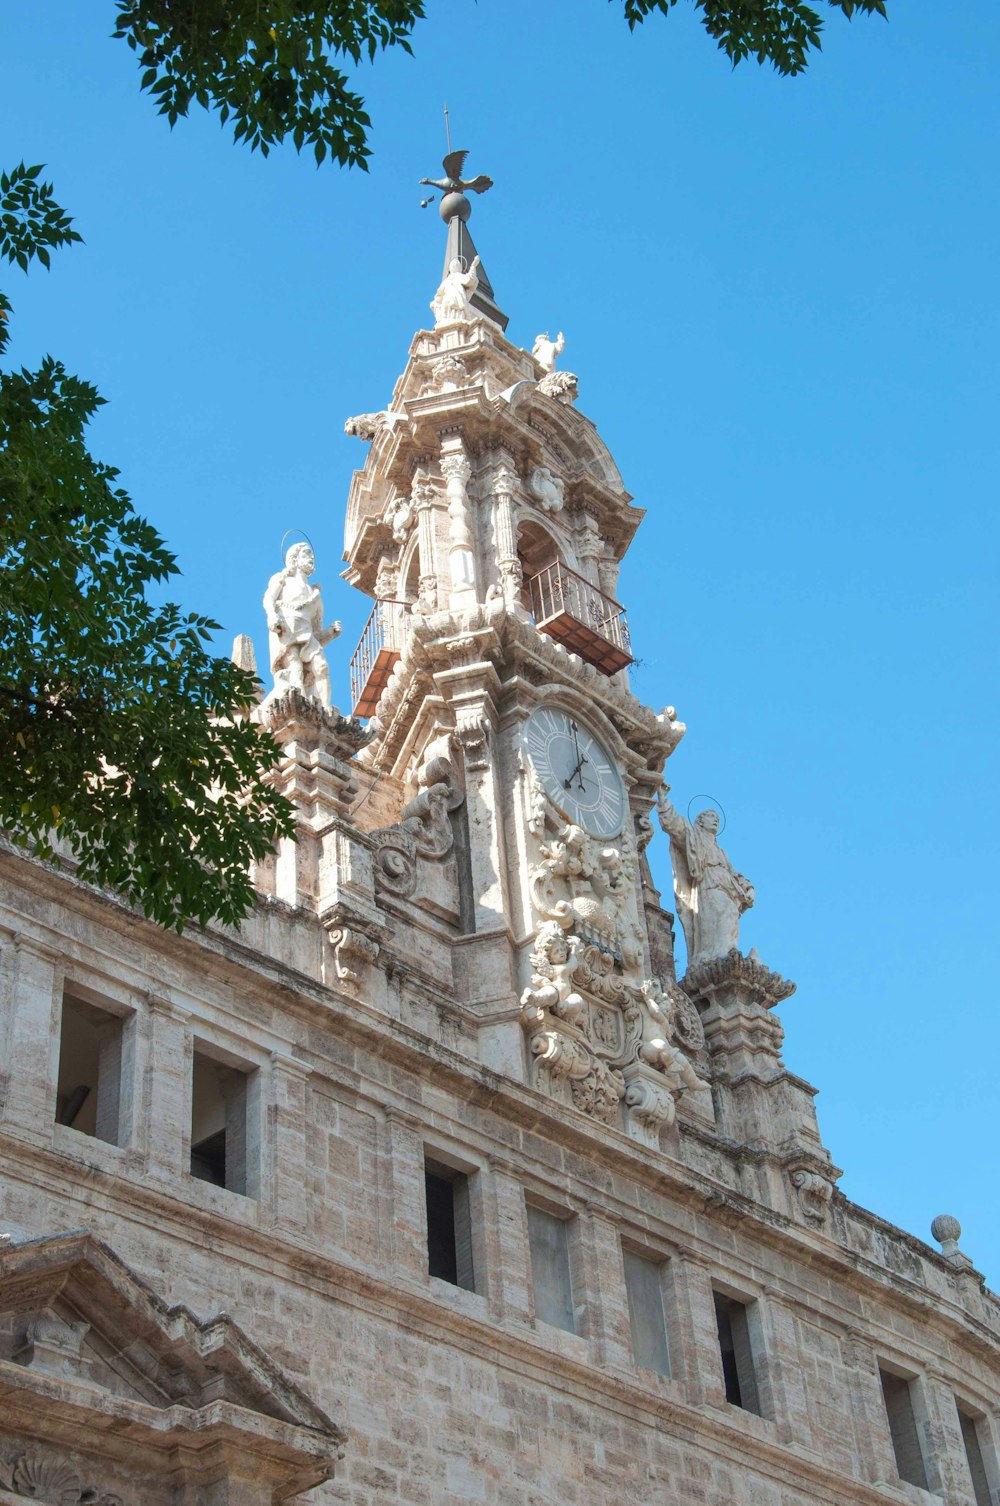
[440,453,472,484]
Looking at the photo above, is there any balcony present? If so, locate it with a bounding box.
[527,562,632,675]
[350,600,405,718]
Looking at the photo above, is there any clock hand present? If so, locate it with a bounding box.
[564,753,589,790]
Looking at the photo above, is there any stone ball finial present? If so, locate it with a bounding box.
[931,1214,962,1253]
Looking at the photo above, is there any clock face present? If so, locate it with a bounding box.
[523,708,626,839]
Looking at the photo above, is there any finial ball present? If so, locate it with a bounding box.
[931,1214,962,1248]
[439,191,471,224]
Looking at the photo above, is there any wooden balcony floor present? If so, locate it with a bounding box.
[536,611,632,675]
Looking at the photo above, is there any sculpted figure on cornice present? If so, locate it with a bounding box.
[263,543,341,707]
[656,784,755,966]
[432,255,481,326]
[532,331,565,372]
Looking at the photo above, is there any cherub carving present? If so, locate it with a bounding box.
[638,979,707,1093]
[520,922,585,1028]
[529,465,565,514]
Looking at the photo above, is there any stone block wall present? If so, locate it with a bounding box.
[0,852,998,1506]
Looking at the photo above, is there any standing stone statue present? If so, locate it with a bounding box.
[656,785,755,967]
[431,255,481,326]
[263,543,341,707]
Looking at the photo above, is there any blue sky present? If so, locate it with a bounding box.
[3,2,998,1282]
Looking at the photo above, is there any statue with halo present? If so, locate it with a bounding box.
[656,785,755,966]
[263,542,341,707]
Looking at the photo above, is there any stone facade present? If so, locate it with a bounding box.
[0,188,997,1504]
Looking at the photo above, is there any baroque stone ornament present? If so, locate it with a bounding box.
[656,784,754,965]
[789,1167,835,1224]
[0,1446,115,1506]
[263,543,342,707]
[532,331,565,372]
[529,465,565,514]
[344,410,401,441]
[371,755,464,900]
[537,369,579,405]
[328,925,381,986]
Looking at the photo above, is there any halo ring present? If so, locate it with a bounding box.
[279,528,315,564]
[687,794,727,835]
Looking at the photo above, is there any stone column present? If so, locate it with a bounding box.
[440,441,477,609]
[140,994,192,1184]
[413,469,439,611]
[916,1369,981,1503]
[669,1257,726,1409]
[756,1290,813,1447]
[841,1329,900,1485]
[379,1111,427,1281]
[267,1053,312,1236]
[482,1160,533,1326]
[1,933,62,1138]
[575,1204,633,1371]
[491,463,524,610]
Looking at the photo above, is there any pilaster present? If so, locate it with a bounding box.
[266,1052,312,1236]
[841,1328,901,1485]
[440,439,477,609]
[483,1160,533,1326]
[140,993,192,1184]
[0,934,62,1137]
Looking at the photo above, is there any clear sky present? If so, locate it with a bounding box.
[3,2,998,1283]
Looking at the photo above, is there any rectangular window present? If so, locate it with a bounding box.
[190,1047,258,1197]
[56,992,130,1146]
[623,1248,671,1376]
[879,1369,929,1490]
[526,1204,575,1334]
[957,1403,992,1506]
[714,1291,762,1415]
[424,1157,475,1291]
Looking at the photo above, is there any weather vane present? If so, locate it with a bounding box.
[419,101,494,216]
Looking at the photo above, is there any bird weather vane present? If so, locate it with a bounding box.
[419,147,494,210]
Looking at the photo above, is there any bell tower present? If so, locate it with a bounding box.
[337,156,836,1195]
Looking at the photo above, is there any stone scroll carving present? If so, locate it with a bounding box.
[370,755,464,901]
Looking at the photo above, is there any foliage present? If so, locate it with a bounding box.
[0,172,295,932]
[622,0,888,76]
[111,1,888,168]
[113,0,425,167]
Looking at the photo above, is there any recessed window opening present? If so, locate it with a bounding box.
[957,1402,992,1506]
[55,992,128,1146]
[424,1157,475,1291]
[713,1291,761,1415]
[623,1248,671,1377]
[190,1047,257,1197]
[517,519,561,613]
[879,1369,929,1490]
[526,1203,576,1334]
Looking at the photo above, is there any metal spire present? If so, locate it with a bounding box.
[419,147,508,331]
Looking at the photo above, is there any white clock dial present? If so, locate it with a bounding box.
[523,708,626,839]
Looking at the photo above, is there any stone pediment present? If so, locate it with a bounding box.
[0,1231,344,1504]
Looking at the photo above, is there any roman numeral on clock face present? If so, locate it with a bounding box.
[522,708,625,838]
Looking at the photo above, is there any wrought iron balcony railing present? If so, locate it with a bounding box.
[527,562,632,675]
[350,600,406,718]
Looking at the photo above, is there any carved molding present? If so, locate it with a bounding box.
[680,949,796,1010]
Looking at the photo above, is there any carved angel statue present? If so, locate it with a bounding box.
[420,150,494,197]
[656,786,755,967]
[520,922,585,1028]
[532,331,565,373]
[638,980,708,1093]
[263,543,341,707]
[431,255,481,326]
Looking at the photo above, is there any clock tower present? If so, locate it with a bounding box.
[340,155,710,1143]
